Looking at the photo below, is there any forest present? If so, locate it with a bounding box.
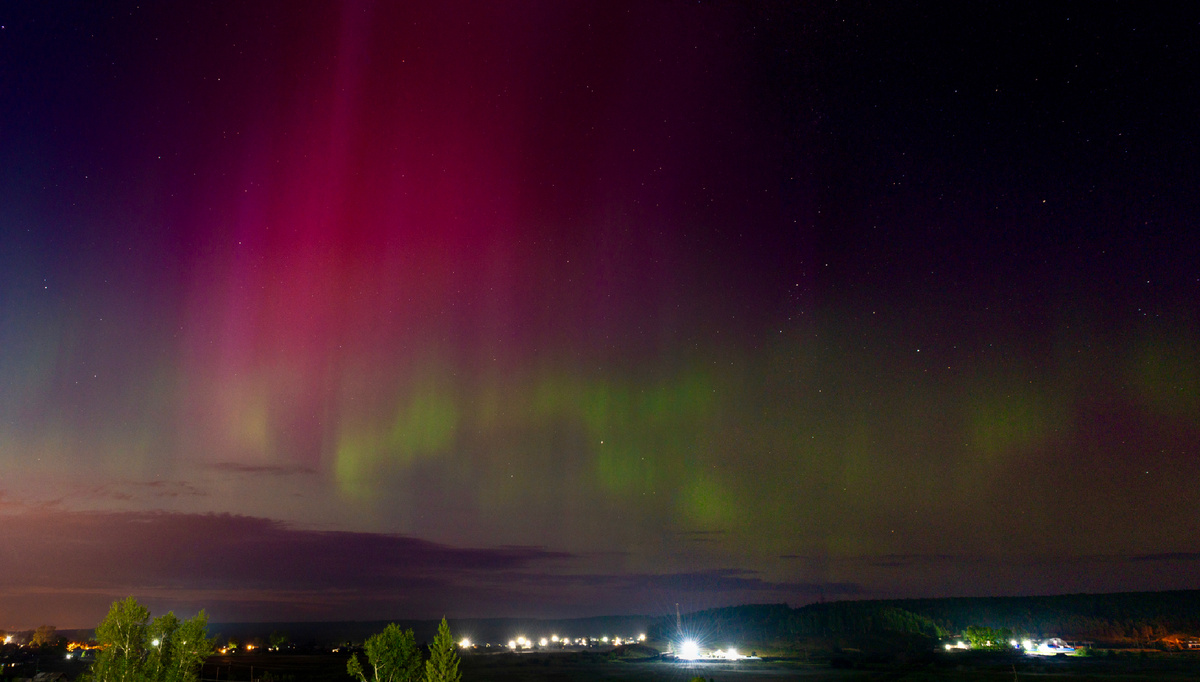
[651,590,1200,648]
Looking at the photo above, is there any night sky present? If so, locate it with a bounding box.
[1,2,1198,629]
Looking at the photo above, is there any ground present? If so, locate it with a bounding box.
[15,648,1200,682]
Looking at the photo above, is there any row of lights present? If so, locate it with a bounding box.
[457,633,647,650]
[675,640,744,661]
[944,638,1076,656]
[65,639,172,659]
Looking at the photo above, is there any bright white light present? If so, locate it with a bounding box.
[944,643,952,650]
[65,654,73,660]
[680,640,700,660]
[507,640,517,649]
[638,634,646,642]
[1022,639,1034,651]
[601,636,609,643]
[1033,638,1075,656]
[151,639,160,647]
[551,635,559,642]
[726,647,739,659]
[458,638,471,648]
[538,638,548,647]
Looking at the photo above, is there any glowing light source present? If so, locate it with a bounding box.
[1033,638,1075,656]
[151,639,160,647]
[680,639,700,660]
[507,640,516,649]
[538,638,548,647]
[458,638,471,648]
[551,635,559,642]
[638,634,646,642]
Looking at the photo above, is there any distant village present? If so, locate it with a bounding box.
[9,593,1200,682]
[1,626,104,682]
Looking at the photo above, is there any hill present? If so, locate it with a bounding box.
[874,590,1200,642]
[63,589,1192,652]
[644,590,1200,651]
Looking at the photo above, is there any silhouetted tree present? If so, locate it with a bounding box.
[32,625,57,647]
[964,625,1013,650]
[424,618,459,682]
[269,632,289,651]
[86,597,214,682]
[346,624,422,682]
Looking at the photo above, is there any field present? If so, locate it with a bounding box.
[16,648,1200,682]
[197,650,1200,682]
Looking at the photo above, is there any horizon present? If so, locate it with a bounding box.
[11,586,1200,638]
[9,586,1200,633]
[1,2,1197,630]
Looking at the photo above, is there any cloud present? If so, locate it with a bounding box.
[1128,552,1200,563]
[207,462,317,476]
[0,510,567,588]
[456,567,862,617]
[132,481,207,498]
[601,568,858,596]
[673,529,728,544]
[70,480,208,504]
[845,552,1200,567]
[0,510,837,626]
[0,509,572,626]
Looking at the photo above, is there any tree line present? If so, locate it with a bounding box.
[83,598,461,682]
[648,602,944,644]
[870,590,1200,641]
[657,590,1200,646]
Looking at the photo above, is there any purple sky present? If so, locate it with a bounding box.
[1,2,1197,628]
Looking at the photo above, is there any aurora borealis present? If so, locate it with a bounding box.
[1,2,1198,628]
